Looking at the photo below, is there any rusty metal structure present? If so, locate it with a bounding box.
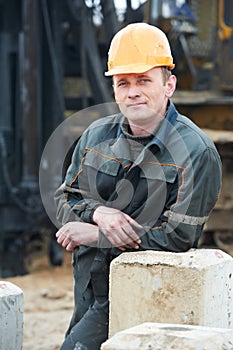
[0,0,232,277]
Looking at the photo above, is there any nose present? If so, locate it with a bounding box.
[127,83,141,98]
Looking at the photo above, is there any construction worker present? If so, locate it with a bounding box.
[55,23,222,350]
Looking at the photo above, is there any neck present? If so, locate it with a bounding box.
[129,116,164,136]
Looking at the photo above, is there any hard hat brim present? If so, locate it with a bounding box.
[105,63,175,76]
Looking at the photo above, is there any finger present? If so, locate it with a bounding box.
[119,243,140,250]
[121,222,141,244]
[56,232,67,244]
[66,241,78,251]
[61,236,71,248]
[113,227,140,248]
[56,229,63,238]
[104,228,127,248]
[56,234,64,244]
[122,239,140,249]
[100,226,128,248]
[124,214,143,229]
[118,246,126,251]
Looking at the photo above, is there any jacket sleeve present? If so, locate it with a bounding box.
[55,131,103,226]
[135,147,222,252]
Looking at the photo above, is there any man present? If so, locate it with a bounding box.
[55,23,222,350]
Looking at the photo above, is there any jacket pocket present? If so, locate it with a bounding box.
[83,148,121,176]
[140,163,178,183]
[82,149,122,202]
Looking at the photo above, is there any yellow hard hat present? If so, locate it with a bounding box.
[105,22,175,76]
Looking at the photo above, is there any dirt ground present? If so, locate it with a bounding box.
[3,234,233,350]
[5,250,74,350]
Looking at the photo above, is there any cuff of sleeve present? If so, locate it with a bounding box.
[82,203,102,224]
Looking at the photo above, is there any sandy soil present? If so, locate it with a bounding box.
[5,251,74,350]
[3,235,233,350]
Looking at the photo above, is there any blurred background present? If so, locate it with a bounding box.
[0,0,232,277]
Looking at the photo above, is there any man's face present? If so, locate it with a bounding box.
[113,67,176,133]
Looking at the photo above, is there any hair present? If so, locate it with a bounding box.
[111,66,173,86]
[161,67,172,85]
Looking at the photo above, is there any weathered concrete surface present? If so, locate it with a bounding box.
[0,281,24,350]
[101,322,233,350]
[109,249,233,337]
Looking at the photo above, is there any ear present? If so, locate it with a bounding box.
[165,75,176,98]
[112,82,121,104]
[113,88,119,104]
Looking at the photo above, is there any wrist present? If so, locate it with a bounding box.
[91,205,103,224]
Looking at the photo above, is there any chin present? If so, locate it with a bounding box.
[127,111,155,122]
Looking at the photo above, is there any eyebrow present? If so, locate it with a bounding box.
[136,74,150,78]
[115,74,151,82]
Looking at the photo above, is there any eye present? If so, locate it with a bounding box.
[139,78,151,84]
[117,81,127,87]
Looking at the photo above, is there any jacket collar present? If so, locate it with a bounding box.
[118,100,178,153]
[148,100,178,153]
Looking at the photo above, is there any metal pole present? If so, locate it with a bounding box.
[21,0,40,185]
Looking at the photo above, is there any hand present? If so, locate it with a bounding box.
[56,222,99,251]
[92,206,143,250]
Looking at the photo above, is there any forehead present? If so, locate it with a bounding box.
[113,67,162,81]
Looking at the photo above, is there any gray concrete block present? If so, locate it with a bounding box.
[0,281,24,350]
[102,322,233,350]
[109,249,233,336]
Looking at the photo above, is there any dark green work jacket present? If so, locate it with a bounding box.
[55,100,222,298]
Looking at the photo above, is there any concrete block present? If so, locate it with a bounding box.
[101,322,233,350]
[0,281,24,350]
[109,249,233,337]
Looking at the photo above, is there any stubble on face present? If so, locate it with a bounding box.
[113,68,176,136]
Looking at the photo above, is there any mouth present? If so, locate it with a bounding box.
[127,102,146,107]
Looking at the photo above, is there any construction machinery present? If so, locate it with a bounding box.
[144,0,233,253]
